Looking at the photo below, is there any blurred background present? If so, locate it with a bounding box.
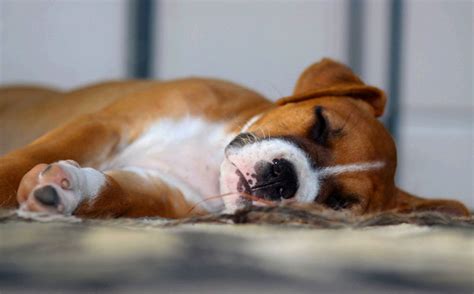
[0,0,472,208]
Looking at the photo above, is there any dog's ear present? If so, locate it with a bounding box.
[276,58,387,117]
[392,189,470,217]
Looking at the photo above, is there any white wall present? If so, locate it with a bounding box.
[360,0,390,93]
[0,0,128,89]
[397,0,473,207]
[155,0,348,100]
[0,0,472,208]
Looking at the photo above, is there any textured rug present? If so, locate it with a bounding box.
[1,207,473,293]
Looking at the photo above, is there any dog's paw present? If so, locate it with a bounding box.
[17,160,106,215]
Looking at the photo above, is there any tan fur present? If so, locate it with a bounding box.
[0,78,271,217]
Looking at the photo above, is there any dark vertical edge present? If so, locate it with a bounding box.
[128,0,155,78]
[347,0,365,76]
[386,0,403,139]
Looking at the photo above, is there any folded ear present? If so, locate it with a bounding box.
[392,189,470,217]
[277,58,387,117]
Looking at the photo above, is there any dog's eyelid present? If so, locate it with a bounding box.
[311,106,345,145]
[311,106,330,145]
[325,193,361,210]
[331,127,345,138]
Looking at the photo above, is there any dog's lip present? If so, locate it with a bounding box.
[226,158,255,207]
[225,157,250,190]
[234,168,253,208]
[234,167,251,192]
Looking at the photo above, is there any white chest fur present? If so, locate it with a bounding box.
[107,117,235,208]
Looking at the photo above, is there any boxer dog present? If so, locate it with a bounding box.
[0,58,469,218]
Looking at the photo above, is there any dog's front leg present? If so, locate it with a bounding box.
[0,113,138,208]
[16,161,202,219]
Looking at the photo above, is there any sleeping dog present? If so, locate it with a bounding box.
[0,58,469,218]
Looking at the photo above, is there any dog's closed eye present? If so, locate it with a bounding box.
[311,106,329,145]
[324,193,360,210]
[311,107,343,146]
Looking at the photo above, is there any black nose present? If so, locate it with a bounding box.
[34,185,60,207]
[250,159,299,201]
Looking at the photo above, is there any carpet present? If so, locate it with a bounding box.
[0,207,473,293]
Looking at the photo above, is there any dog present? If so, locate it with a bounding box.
[0,58,469,218]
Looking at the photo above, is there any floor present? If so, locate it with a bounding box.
[0,208,473,293]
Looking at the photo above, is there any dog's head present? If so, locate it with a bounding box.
[220,58,469,216]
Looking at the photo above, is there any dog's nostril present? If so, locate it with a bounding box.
[278,187,285,197]
[34,185,60,207]
[271,159,283,177]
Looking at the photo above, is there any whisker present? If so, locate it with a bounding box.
[259,127,268,140]
[185,192,234,216]
[253,127,263,139]
[239,192,275,206]
[251,131,259,142]
[185,191,275,216]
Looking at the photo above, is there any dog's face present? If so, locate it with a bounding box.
[220,59,469,216]
[220,95,395,214]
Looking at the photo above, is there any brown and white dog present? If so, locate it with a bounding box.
[0,58,469,218]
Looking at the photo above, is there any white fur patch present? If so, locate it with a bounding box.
[318,161,385,178]
[219,159,243,213]
[121,166,221,211]
[58,161,106,199]
[240,114,262,133]
[106,117,234,210]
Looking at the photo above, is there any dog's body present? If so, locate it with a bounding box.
[0,59,469,218]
